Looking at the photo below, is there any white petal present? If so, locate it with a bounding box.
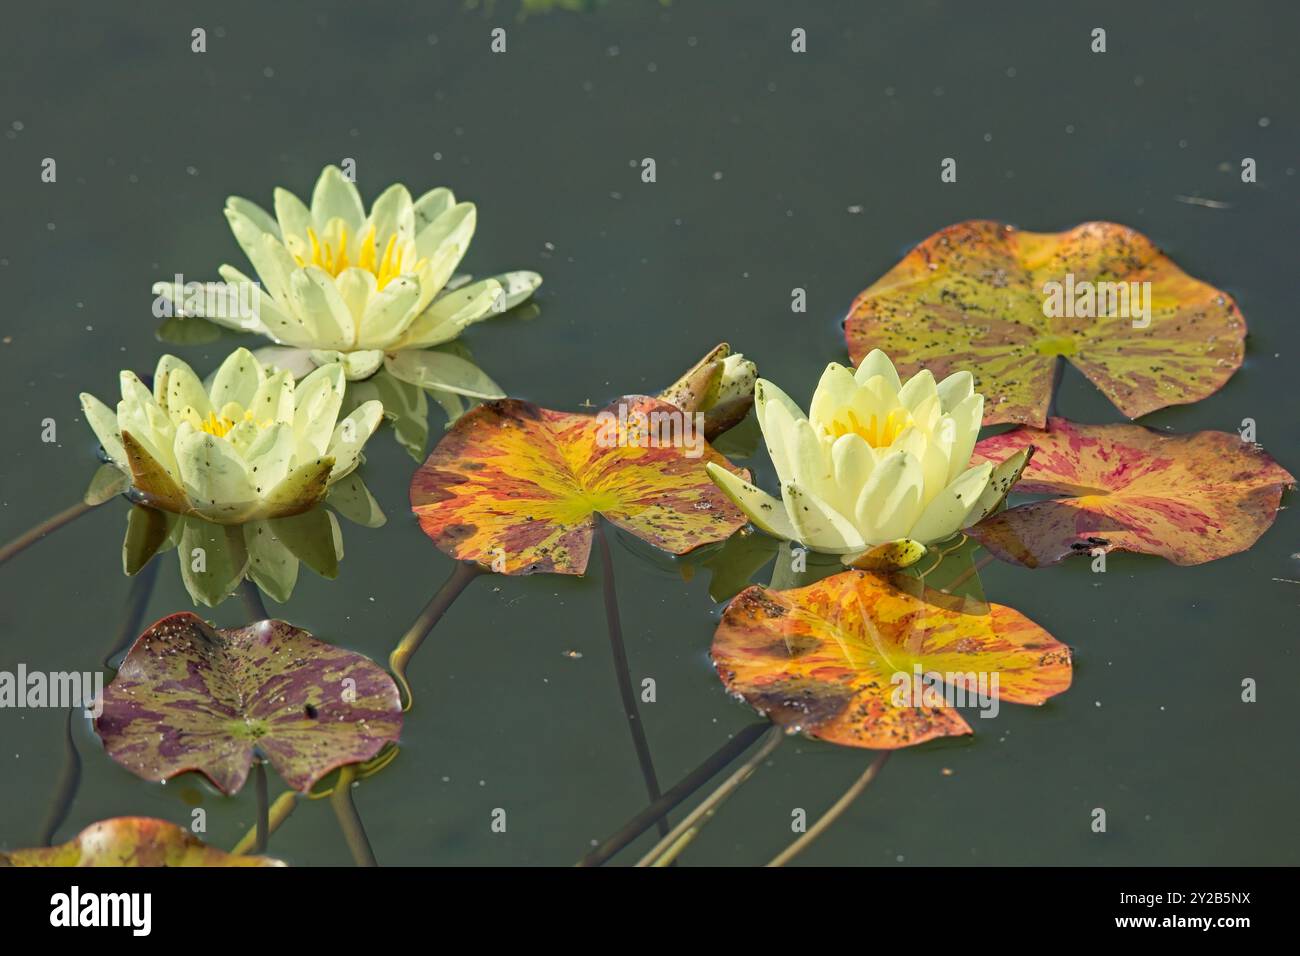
[326,400,384,480]
[290,267,356,350]
[80,393,125,467]
[119,370,154,408]
[292,363,345,457]
[413,187,455,231]
[216,264,308,345]
[853,449,924,543]
[753,378,806,435]
[788,418,834,501]
[250,346,317,380]
[945,392,984,482]
[783,482,865,554]
[898,369,938,410]
[225,207,294,302]
[759,395,799,487]
[310,349,384,381]
[365,183,415,244]
[225,196,280,240]
[357,275,421,348]
[415,201,476,267]
[209,348,264,410]
[486,270,542,311]
[908,463,993,544]
[310,165,365,233]
[828,433,875,517]
[245,422,295,493]
[334,267,378,323]
[273,187,312,242]
[936,369,974,412]
[393,278,504,350]
[154,355,212,425]
[704,463,796,541]
[117,399,174,477]
[808,363,859,431]
[175,425,258,522]
[243,521,299,604]
[853,348,902,391]
[150,280,267,335]
[248,368,295,424]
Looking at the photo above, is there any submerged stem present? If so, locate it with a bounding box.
[0,500,97,568]
[103,560,160,669]
[766,750,890,867]
[44,567,162,846]
[330,764,377,867]
[38,709,82,846]
[253,759,269,854]
[943,553,996,594]
[232,790,298,856]
[596,519,667,838]
[389,561,483,711]
[577,722,770,867]
[635,724,786,867]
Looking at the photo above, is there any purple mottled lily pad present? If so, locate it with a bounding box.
[95,612,402,794]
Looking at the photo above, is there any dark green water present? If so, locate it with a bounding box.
[1,0,1296,865]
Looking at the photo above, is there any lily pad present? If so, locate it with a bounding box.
[1,817,285,867]
[845,220,1246,427]
[95,613,402,794]
[967,418,1294,567]
[712,570,1072,749]
[410,396,750,575]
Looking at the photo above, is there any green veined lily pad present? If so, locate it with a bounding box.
[95,613,402,794]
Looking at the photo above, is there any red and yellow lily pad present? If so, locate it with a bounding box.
[967,418,1294,567]
[712,570,1071,749]
[410,396,749,575]
[845,220,1246,427]
[2,817,285,866]
[95,613,402,795]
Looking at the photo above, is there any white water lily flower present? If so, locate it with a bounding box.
[80,348,383,525]
[151,165,541,396]
[706,350,996,564]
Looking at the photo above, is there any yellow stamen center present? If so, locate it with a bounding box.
[292,221,427,291]
[827,408,911,448]
[196,406,272,438]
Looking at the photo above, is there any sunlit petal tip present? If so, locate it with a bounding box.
[853,348,902,389]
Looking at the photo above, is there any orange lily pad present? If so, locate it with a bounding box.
[410,397,749,574]
[845,220,1246,427]
[2,817,285,866]
[967,418,1294,567]
[712,570,1072,749]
